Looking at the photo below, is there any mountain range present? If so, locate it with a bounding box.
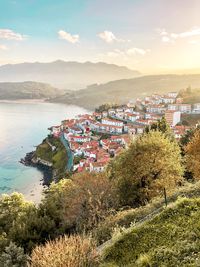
[0,61,140,90]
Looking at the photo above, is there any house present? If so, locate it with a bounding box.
[146,104,166,114]
[193,103,200,113]
[89,161,107,172]
[68,126,82,135]
[168,104,192,114]
[101,118,124,127]
[50,126,61,137]
[167,92,179,98]
[161,96,175,104]
[67,135,91,143]
[165,111,181,127]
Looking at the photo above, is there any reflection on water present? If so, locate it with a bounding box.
[0,101,88,195]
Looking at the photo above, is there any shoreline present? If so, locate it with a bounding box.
[19,151,53,203]
[0,98,47,104]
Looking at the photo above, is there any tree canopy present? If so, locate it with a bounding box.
[107,131,183,206]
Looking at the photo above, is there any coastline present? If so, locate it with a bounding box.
[0,98,47,104]
[20,178,44,204]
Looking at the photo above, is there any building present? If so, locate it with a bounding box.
[102,118,124,127]
[193,103,200,113]
[168,104,192,114]
[167,92,179,98]
[165,111,181,127]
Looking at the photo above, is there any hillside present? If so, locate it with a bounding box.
[0,81,63,100]
[0,61,139,90]
[50,74,200,109]
[101,197,200,267]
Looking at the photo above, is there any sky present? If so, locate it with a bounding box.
[0,0,200,73]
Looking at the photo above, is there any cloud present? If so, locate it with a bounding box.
[0,29,26,41]
[0,44,8,50]
[159,27,200,43]
[58,30,79,43]
[98,30,128,43]
[100,47,149,58]
[126,47,147,56]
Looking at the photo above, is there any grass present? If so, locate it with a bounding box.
[101,197,200,267]
[35,136,67,179]
[93,181,200,246]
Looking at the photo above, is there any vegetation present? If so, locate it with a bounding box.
[93,180,200,245]
[29,235,99,267]
[145,117,175,140]
[53,75,200,109]
[185,129,200,180]
[0,242,27,267]
[102,198,200,267]
[35,136,67,180]
[95,103,121,113]
[107,131,183,206]
[179,87,200,104]
[2,126,200,266]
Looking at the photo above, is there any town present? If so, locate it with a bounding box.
[50,91,200,174]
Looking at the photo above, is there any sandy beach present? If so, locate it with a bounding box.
[20,179,45,204]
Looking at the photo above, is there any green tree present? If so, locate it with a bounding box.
[0,242,27,267]
[107,131,183,206]
[145,117,175,141]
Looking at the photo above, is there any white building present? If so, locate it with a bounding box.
[167,92,178,98]
[102,118,124,127]
[193,103,200,113]
[165,111,181,127]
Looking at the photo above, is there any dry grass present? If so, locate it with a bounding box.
[29,235,99,267]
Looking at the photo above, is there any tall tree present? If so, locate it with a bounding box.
[184,129,200,180]
[107,131,183,206]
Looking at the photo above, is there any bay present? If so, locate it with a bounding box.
[0,101,88,202]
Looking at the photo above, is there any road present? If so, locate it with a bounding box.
[60,133,74,172]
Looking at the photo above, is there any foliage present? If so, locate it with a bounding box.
[102,198,200,267]
[94,180,200,245]
[71,172,117,232]
[29,235,99,267]
[179,87,200,104]
[0,193,32,234]
[35,137,67,180]
[0,242,27,267]
[185,129,200,180]
[95,103,120,113]
[145,117,175,140]
[107,131,183,206]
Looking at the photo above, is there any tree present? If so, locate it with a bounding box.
[107,131,183,206]
[71,172,116,231]
[184,129,200,180]
[145,117,175,141]
[0,193,32,234]
[0,242,27,267]
[180,124,200,148]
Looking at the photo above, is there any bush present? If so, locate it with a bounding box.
[0,242,27,267]
[29,235,99,267]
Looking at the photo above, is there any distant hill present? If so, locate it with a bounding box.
[0,81,62,100]
[0,61,140,90]
[50,74,200,109]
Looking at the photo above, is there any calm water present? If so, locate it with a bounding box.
[0,101,88,196]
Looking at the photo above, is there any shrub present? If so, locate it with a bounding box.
[29,235,99,267]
